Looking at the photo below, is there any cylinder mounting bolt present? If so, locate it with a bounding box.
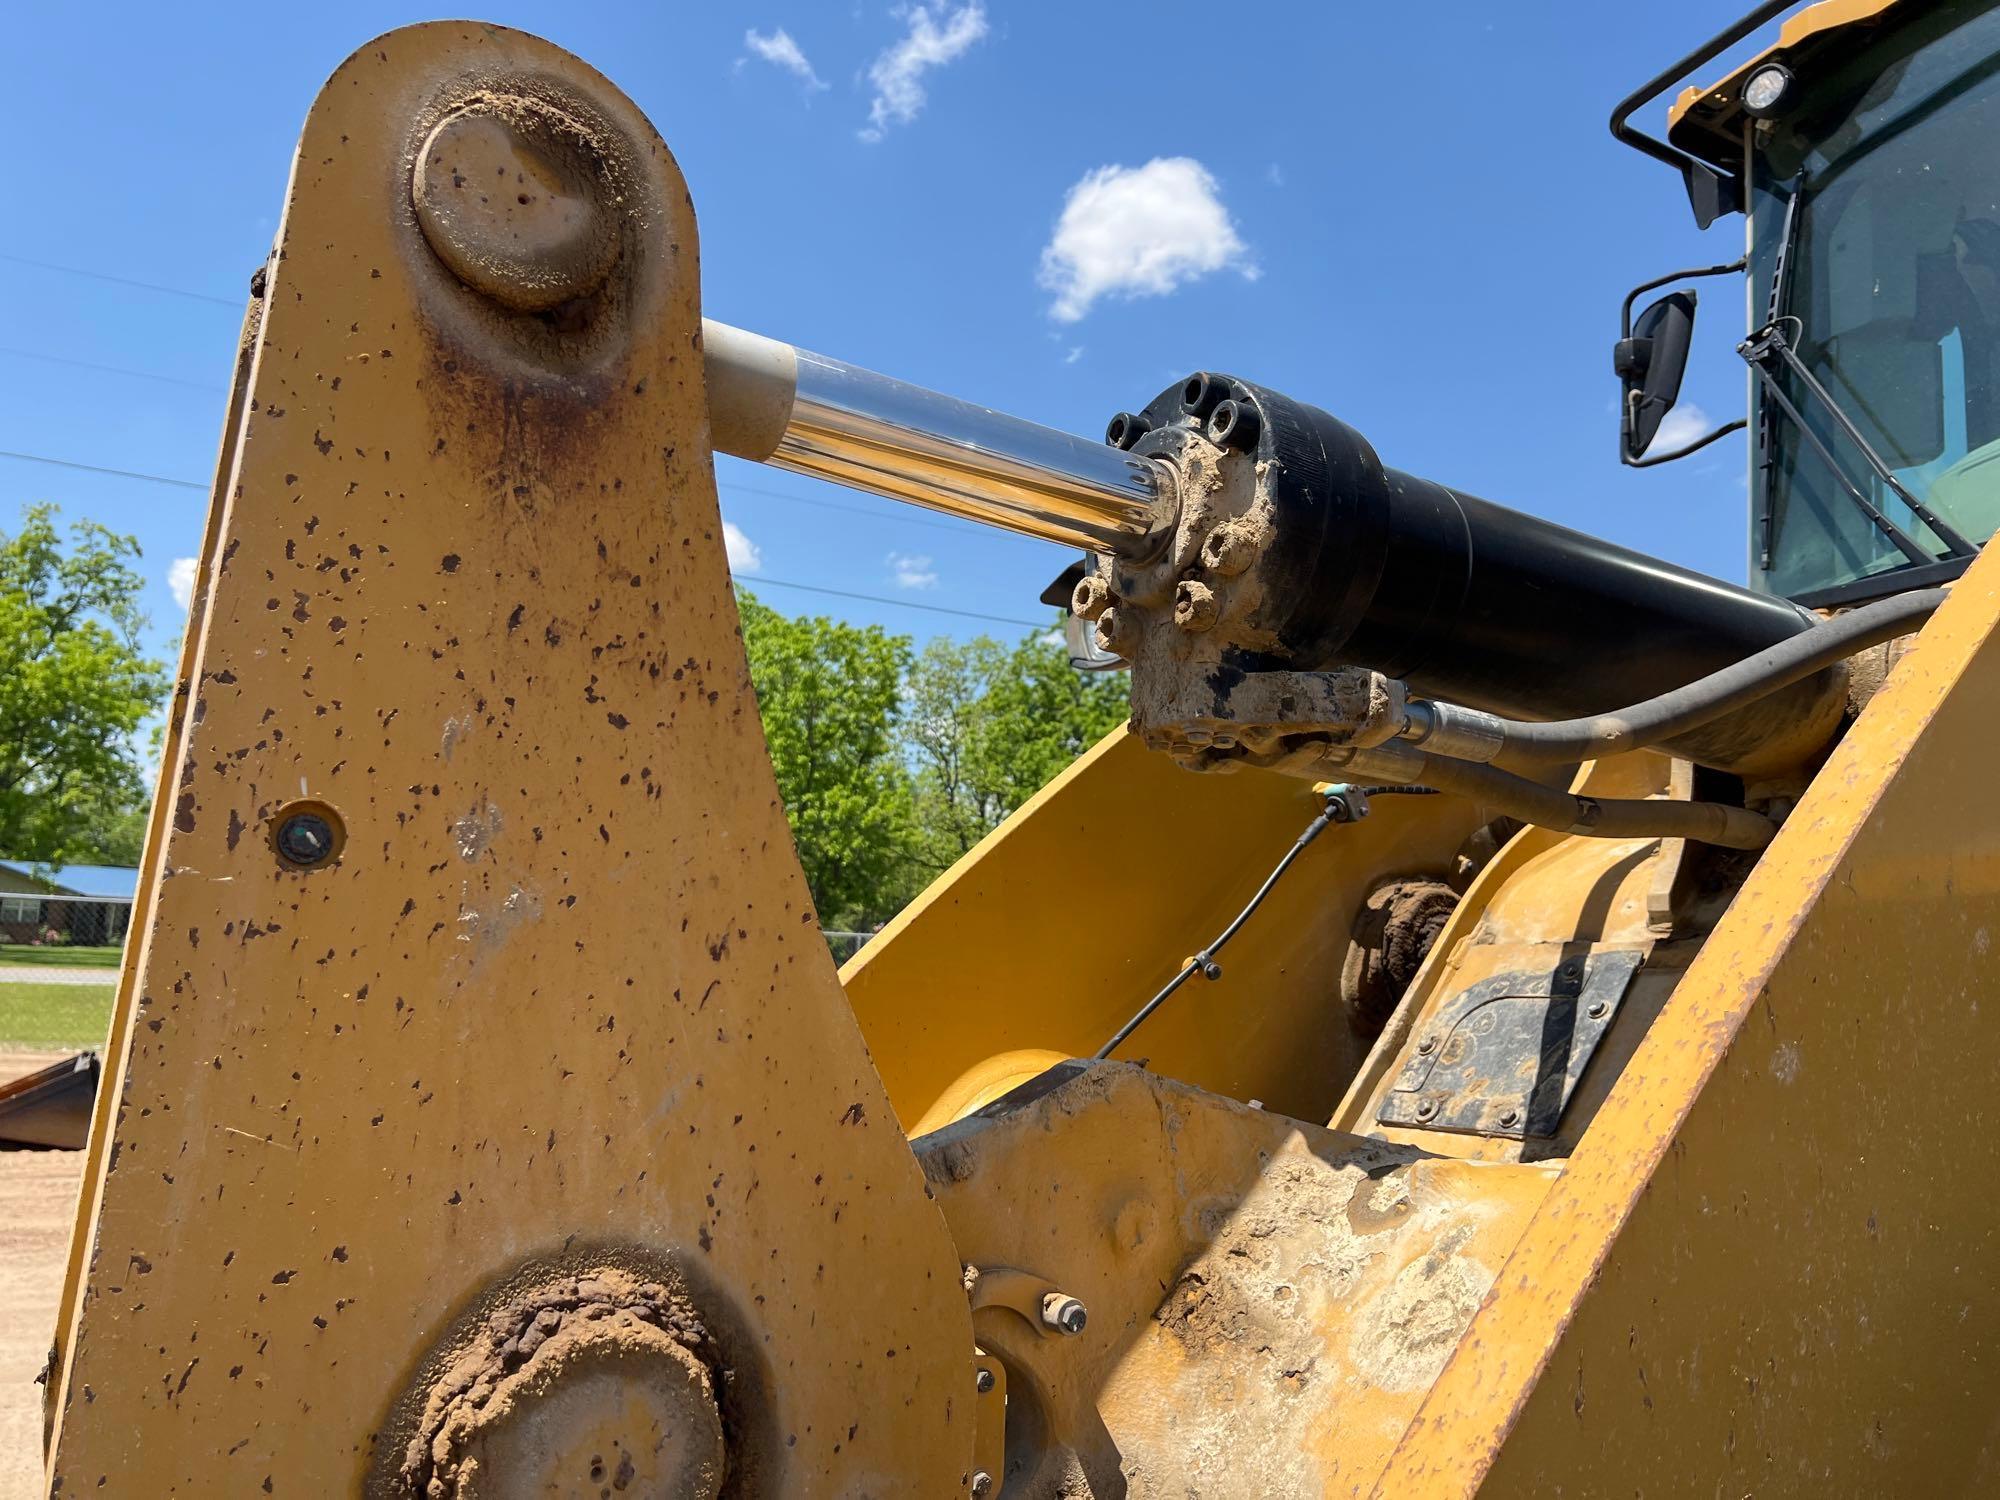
[1105,411,1152,451]
[1200,521,1259,578]
[1040,1292,1088,1336]
[1416,1034,1438,1055]
[1174,579,1219,633]
[413,97,621,312]
[1071,573,1113,622]
[1095,607,1134,655]
[1208,398,1260,452]
[971,1472,995,1498]
[1414,1097,1440,1122]
[975,1367,996,1395]
[1587,998,1610,1021]
[1499,1108,1521,1129]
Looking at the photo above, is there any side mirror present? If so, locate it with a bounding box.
[1616,290,1697,461]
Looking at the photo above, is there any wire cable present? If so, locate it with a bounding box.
[1095,790,1353,1061]
[0,252,241,308]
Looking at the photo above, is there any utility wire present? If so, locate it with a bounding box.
[0,252,241,309]
[736,577,1043,629]
[0,450,206,490]
[0,346,224,394]
[0,448,1043,627]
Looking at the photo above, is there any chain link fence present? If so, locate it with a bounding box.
[0,892,131,949]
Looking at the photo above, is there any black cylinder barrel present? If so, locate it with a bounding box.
[1131,376,1838,773]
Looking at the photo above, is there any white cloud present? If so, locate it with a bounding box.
[724,521,763,573]
[1038,157,1256,324]
[1647,403,1712,456]
[888,551,938,589]
[1064,345,1085,365]
[860,3,988,142]
[742,27,827,92]
[167,556,198,611]
[1038,628,1065,648]
[1266,163,1285,188]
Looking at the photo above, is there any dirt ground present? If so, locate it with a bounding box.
[0,1048,84,1500]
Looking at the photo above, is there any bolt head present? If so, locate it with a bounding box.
[975,1367,996,1394]
[1173,579,1219,633]
[1586,999,1609,1020]
[1041,1292,1088,1336]
[1416,1034,1437,1054]
[1414,1097,1439,1121]
[1094,607,1128,655]
[414,98,621,312]
[1499,1108,1521,1128]
[1200,523,1258,577]
[971,1472,995,1498]
[1070,573,1113,622]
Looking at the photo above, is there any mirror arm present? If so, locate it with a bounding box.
[1621,258,1748,338]
[1623,415,1749,469]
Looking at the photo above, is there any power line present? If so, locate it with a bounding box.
[0,450,205,490]
[0,449,1049,629]
[738,576,1045,629]
[0,252,241,309]
[0,346,223,394]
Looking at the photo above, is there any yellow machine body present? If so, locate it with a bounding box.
[39,14,2000,1498]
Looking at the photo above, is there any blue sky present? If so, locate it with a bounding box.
[3,0,1774,668]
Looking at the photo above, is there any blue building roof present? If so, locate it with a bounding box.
[0,861,139,901]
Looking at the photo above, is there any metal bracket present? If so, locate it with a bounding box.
[1378,949,1645,1140]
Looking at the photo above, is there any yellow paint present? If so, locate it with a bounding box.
[846,729,1495,1133]
[1668,0,1910,134]
[1376,539,2000,1492]
[45,24,971,1493]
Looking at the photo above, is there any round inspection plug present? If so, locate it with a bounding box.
[413,97,622,312]
[271,801,345,871]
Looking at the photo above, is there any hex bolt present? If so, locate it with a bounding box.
[1200,522,1259,578]
[412,97,620,312]
[1414,1097,1440,1122]
[971,1472,995,1498]
[1071,573,1113,622]
[975,1367,996,1395]
[1040,1292,1088,1336]
[1174,579,1219,633]
[1416,1034,1438,1055]
[272,805,343,870]
[1586,998,1610,1021]
[1499,1108,1521,1129]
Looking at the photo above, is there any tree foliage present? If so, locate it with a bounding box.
[738,591,1127,928]
[0,505,170,864]
[738,593,916,928]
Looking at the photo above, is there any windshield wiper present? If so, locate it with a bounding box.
[1740,323,1979,563]
[1746,187,1978,565]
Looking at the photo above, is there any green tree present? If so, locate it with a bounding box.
[905,621,1128,872]
[737,590,916,927]
[0,505,169,864]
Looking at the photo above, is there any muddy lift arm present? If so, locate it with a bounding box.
[43,22,2000,1499]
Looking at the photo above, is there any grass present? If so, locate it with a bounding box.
[0,981,116,1050]
[0,944,123,969]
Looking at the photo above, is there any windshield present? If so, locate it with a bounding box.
[1752,2,2000,601]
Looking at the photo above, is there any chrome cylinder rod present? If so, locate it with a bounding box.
[702,319,1168,554]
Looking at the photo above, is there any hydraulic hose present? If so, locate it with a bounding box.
[1401,587,1945,769]
[1321,743,1776,850]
